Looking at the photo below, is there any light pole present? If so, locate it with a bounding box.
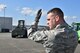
[3,7,6,29]
[4,7,6,17]
[24,14,27,26]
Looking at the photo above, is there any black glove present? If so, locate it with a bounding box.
[31,9,42,32]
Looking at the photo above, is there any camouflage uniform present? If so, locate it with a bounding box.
[28,23,78,53]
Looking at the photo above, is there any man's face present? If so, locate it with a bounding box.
[47,13,56,30]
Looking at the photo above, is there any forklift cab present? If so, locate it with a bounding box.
[12,20,27,38]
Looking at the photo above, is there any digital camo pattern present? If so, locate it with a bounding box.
[28,23,78,53]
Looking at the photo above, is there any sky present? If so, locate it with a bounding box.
[0,0,80,26]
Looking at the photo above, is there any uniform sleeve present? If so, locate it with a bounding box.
[28,28,49,43]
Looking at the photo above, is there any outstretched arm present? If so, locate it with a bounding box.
[28,9,42,35]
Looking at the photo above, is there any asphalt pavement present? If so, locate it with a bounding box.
[0,33,80,53]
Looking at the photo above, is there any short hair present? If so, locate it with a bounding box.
[47,8,64,18]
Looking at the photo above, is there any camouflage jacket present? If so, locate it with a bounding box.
[28,23,78,53]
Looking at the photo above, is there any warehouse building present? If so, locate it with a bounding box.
[0,17,12,32]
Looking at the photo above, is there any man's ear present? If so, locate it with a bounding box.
[55,15,59,22]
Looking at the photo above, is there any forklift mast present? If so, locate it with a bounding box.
[18,20,25,27]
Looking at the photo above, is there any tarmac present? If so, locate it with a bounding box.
[0,33,80,53]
